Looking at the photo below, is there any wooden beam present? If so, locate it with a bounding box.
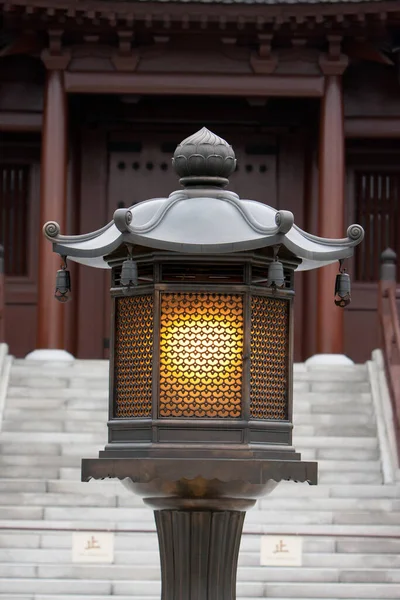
[0,112,42,132]
[64,72,325,98]
[345,117,400,138]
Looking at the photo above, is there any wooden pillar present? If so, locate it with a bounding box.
[316,64,347,354]
[37,70,67,349]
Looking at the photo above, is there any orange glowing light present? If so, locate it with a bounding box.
[159,293,243,418]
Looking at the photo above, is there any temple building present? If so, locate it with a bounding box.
[1,0,399,361]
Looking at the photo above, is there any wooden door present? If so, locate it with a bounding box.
[345,154,400,363]
[0,139,41,357]
[107,131,278,210]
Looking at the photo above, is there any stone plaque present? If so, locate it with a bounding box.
[72,532,114,563]
[260,535,302,567]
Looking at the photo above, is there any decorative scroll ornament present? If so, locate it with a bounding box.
[114,208,133,233]
[44,221,61,239]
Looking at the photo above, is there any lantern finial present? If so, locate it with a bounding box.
[172,127,236,188]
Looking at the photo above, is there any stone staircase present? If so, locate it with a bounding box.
[0,357,400,599]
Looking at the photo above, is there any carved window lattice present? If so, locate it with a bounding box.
[250,296,289,420]
[159,292,243,418]
[114,295,153,418]
[0,164,30,276]
[355,171,400,281]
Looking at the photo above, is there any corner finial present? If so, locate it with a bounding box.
[172,127,236,188]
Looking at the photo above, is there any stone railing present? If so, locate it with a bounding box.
[379,249,400,458]
[0,245,4,343]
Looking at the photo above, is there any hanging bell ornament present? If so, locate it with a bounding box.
[334,263,351,308]
[267,259,285,289]
[54,259,71,303]
[267,259,285,288]
[120,257,138,294]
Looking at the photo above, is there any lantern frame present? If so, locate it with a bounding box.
[101,251,298,462]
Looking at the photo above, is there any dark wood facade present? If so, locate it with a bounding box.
[1,0,400,362]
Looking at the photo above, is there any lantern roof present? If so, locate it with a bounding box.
[44,128,364,271]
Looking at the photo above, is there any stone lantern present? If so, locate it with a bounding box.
[44,128,364,600]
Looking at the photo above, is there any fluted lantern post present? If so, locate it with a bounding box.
[43,128,364,600]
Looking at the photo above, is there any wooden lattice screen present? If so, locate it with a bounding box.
[0,164,30,277]
[355,171,400,282]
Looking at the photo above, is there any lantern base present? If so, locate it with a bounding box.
[154,506,245,600]
[81,456,317,505]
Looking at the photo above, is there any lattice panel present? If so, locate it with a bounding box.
[114,295,153,418]
[159,293,243,418]
[250,296,289,420]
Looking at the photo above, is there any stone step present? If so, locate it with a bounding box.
[318,471,382,485]
[0,456,80,468]
[0,432,106,444]
[293,391,372,408]
[292,436,378,448]
[2,562,400,584]
[0,466,60,480]
[0,443,102,457]
[1,548,399,569]
[0,532,337,554]
[15,504,397,525]
[314,460,381,472]
[258,497,396,512]
[0,493,118,507]
[2,563,400,584]
[334,511,400,525]
[0,506,44,520]
[329,485,400,499]
[3,530,400,558]
[294,366,368,380]
[3,409,107,421]
[315,447,379,460]
[0,499,396,521]
[2,519,400,538]
[293,425,377,437]
[2,597,392,600]
[253,582,400,598]
[294,381,370,393]
[0,578,112,595]
[0,480,47,493]
[1,420,105,433]
[8,398,107,410]
[6,387,108,399]
[12,358,107,368]
[294,413,375,427]
[0,597,391,600]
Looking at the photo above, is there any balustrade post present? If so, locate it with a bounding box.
[0,245,4,342]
